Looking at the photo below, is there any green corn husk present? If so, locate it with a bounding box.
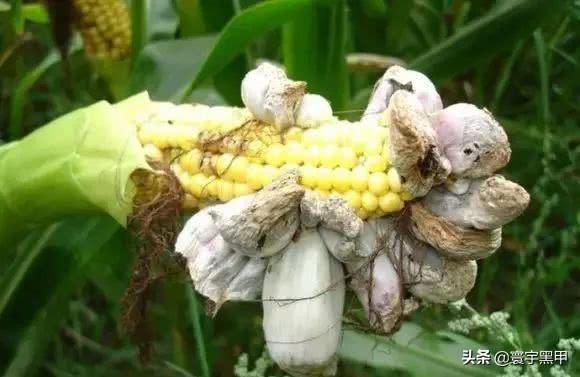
[0,93,152,247]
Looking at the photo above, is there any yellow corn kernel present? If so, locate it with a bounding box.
[228,156,249,182]
[343,190,362,210]
[365,155,388,173]
[286,127,303,142]
[265,143,285,167]
[368,172,389,196]
[246,164,264,190]
[216,179,234,202]
[216,152,234,172]
[316,167,333,190]
[319,124,339,145]
[299,166,318,188]
[187,174,205,198]
[177,127,199,150]
[305,145,321,166]
[338,147,358,169]
[386,167,401,193]
[284,142,305,164]
[381,144,391,164]
[72,0,132,60]
[361,191,379,212]
[331,167,351,192]
[363,140,383,157]
[302,128,318,145]
[351,167,369,192]
[379,192,404,213]
[181,150,203,174]
[350,133,367,155]
[234,183,254,197]
[320,145,340,168]
[205,177,219,198]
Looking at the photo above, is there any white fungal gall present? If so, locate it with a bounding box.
[383,217,477,304]
[319,227,357,263]
[209,171,305,257]
[241,62,306,130]
[263,228,344,377]
[175,208,219,259]
[410,257,478,304]
[295,94,334,128]
[346,219,403,333]
[363,65,442,123]
[409,201,502,260]
[386,90,450,197]
[424,175,530,230]
[175,208,267,312]
[431,103,511,178]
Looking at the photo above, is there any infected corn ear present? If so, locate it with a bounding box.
[135,102,414,219]
[72,0,131,60]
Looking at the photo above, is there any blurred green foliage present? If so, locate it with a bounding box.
[0,0,579,376]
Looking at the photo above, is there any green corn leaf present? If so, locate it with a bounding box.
[0,225,59,318]
[0,2,48,23]
[8,50,60,139]
[9,0,23,34]
[180,0,322,102]
[410,0,566,82]
[339,323,499,377]
[130,0,147,63]
[130,35,217,100]
[0,216,120,377]
[282,0,350,110]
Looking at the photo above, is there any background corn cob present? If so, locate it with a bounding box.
[71,0,131,59]
[136,103,414,219]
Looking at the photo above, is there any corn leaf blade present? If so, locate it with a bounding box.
[339,324,498,377]
[410,0,566,82]
[0,217,120,377]
[180,0,320,101]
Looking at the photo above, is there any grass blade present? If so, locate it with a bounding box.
[0,224,59,319]
[8,50,60,139]
[533,29,550,124]
[9,0,23,34]
[491,41,524,112]
[187,286,210,377]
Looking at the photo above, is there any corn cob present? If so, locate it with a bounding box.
[135,102,414,219]
[72,0,131,59]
